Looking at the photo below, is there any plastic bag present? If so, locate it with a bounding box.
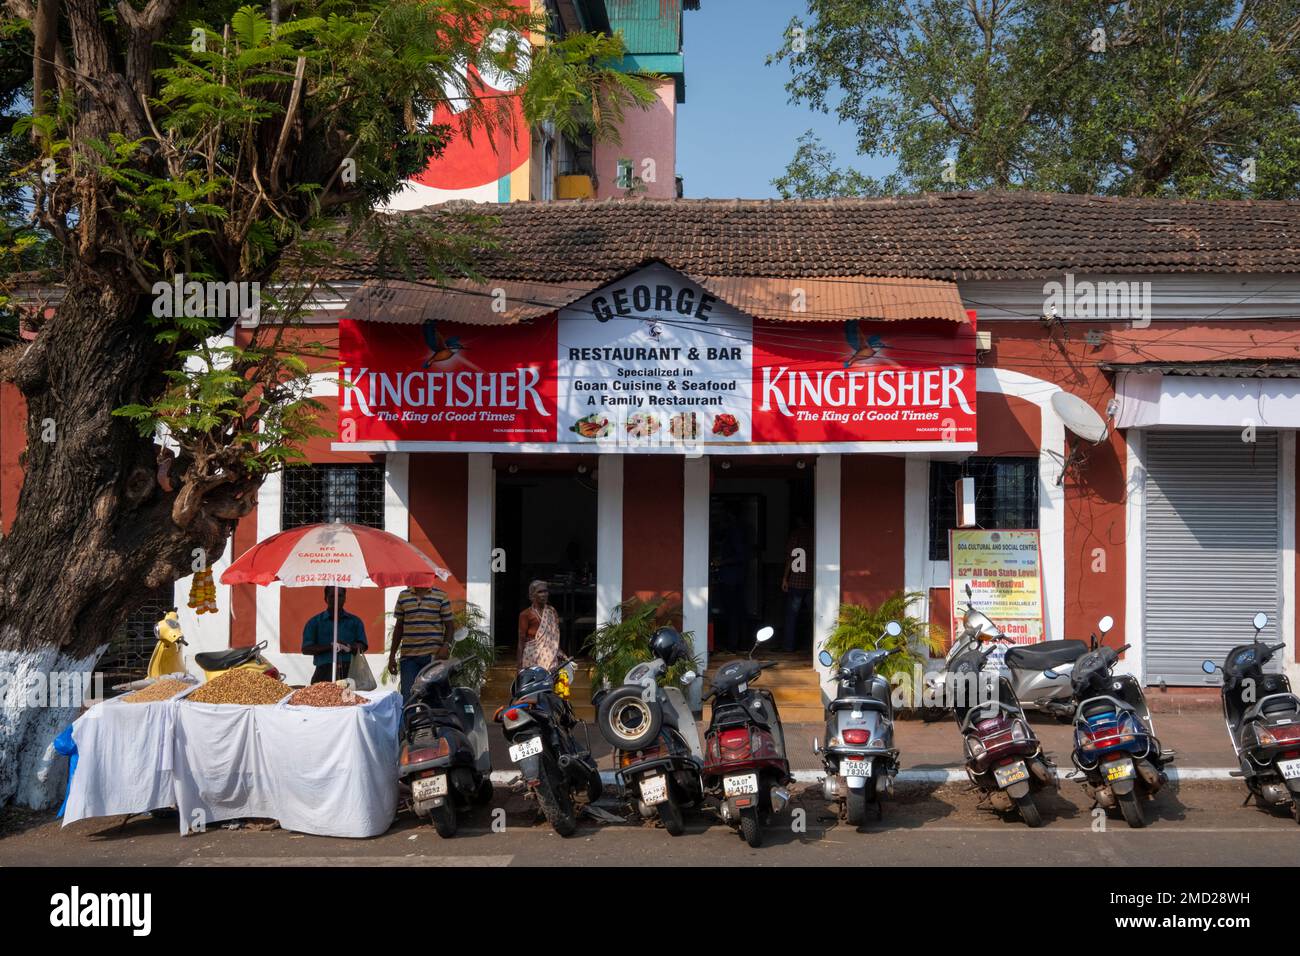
[348,654,378,692]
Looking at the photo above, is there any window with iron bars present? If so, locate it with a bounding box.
[928,457,1039,561]
[281,462,387,530]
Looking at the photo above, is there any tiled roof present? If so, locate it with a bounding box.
[341,191,1300,283]
[1101,360,1300,378]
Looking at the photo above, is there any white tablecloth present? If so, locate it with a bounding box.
[64,689,401,839]
[63,694,181,823]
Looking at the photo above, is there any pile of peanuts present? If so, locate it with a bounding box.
[287,682,365,708]
[123,677,195,704]
[187,668,292,705]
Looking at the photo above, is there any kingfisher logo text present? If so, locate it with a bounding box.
[50,886,151,936]
[340,367,549,418]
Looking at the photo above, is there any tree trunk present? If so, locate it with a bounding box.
[0,268,238,808]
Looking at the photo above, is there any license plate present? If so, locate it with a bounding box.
[841,757,873,778]
[639,774,668,805]
[724,773,759,797]
[1279,758,1300,780]
[508,736,544,763]
[993,761,1028,787]
[1104,760,1135,781]
[411,774,447,801]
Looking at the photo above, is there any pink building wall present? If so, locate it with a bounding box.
[593,78,678,200]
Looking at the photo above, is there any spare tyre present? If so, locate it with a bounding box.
[597,685,662,750]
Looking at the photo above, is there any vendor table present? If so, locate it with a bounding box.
[64,688,401,839]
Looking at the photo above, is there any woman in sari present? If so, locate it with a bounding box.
[518,579,561,671]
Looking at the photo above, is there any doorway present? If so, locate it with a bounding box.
[709,458,815,659]
[493,457,599,662]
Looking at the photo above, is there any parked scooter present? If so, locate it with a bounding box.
[398,631,493,838]
[934,584,1086,719]
[147,611,188,678]
[595,627,704,836]
[814,621,903,826]
[1056,616,1170,828]
[496,656,602,837]
[944,634,1057,827]
[701,626,793,847]
[1203,612,1300,821]
[193,640,283,681]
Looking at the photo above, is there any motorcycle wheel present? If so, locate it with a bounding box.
[430,800,458,838]
[586,769,603,804]
[1014,792,1043,828]
[535,752,578,837]
[657,790,686,836]
[474,777,494,805]
[739,807,763,848]
[1117,790,1148,828]
[846,786,868,826]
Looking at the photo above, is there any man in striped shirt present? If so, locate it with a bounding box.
[388,585,456,700]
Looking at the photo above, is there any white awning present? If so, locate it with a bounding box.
[1115,371,1300,428]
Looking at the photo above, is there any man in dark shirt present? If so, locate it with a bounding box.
[301,586,368,684]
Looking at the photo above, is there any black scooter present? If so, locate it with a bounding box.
[398,649,493,837]
[1055,616,1170,828]
[595,627,704,836]
[1203,612,1300,821]
[496,657,602,837]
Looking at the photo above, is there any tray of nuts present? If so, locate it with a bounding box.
[121,677,198,704]
[285,682,367,708]
[186,668,292,706]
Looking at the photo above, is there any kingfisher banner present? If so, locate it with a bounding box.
[338,265,977,449]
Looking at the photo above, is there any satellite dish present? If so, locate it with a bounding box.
[1051,392,1109,486]
[1051,392,1109,443]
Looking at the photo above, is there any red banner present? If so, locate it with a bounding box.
[751,318,978,443]
[338,318,557,443]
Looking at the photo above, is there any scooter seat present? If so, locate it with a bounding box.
[1244,695,1300,722]
[194,646,259,671]
[829,697,888,714]
[1003,640,1087,671]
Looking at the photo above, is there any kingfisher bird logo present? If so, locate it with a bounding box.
[843,321,891,367]
[421,320,463,369]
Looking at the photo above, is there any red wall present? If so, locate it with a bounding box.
[408,453,469,601]
[840,455,906,607]
[622,457,683,605]
[0,382,25,535]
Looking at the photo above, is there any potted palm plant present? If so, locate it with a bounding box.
[584,596,700,692]
[823,590,944,707]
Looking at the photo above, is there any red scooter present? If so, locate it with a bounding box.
[701,626,792,847]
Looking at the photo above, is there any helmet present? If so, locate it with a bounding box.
[649,626,687,664]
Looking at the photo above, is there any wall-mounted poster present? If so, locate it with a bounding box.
[949,529,1045,645]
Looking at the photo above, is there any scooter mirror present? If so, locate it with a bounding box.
[965,583,973,600]
[818,649,835,667]
[884,621,903,637]
[452,627,470,644]
[1253,611,1268,632]
[1097,615,1114,635]
[1201,659,1218,675]
[1043,669,1059,680]
[755,626,775,643]
[680,670,697,685]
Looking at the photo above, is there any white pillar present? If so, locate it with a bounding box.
[596,455,624,625]
[814,454,842,682]
[682,455,710,701]
[465,453,495,637]
[1281,431,1296,689]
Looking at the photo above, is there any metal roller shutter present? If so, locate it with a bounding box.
[1144,430,1281,685]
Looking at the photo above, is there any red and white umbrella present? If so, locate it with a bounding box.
[221,522,450,680]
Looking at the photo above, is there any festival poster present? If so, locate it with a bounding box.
[949,529,1045,645]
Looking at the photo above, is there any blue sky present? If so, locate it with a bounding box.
[677,0,892,198]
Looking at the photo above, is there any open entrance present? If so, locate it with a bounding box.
[709,457,815,661]
[492,456,598,665]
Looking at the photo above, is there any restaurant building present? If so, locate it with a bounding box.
[5,191,1300,694]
